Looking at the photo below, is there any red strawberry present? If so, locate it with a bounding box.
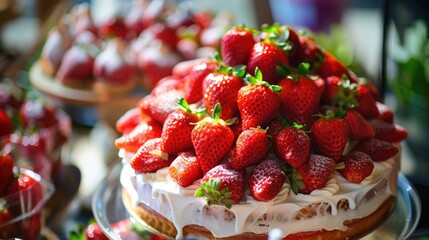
[7,172,44,209]
[114,118,162,153]
[375,102,394,123]
[275,125,310,168]
[151,76,184,97]
[0,205,17,239]
[172,58,212,79]
[195,163,245,207]
[21,213,42,240]
[338,151,374,184]
[295,154,335,194]
[138,89,184,124]
[0,108,12,137]
[230,118,243,141]
[98,16,127,39]
[355,83,380,119]
[183,60,219,104]
[322,76,358,106]
[344,109,375,140]
[56,44,95,87]
[0,154,13,196]
[310,111,348,162]
[115,108,143,134]
[169,151,203,187]
[248,159,286,201]
[230,127,269,170]
[353,138,398,161]
[202,66,245,120]
[237,68,281,130]
[20,100,57,129]
[147,23,179,49]
[130,138,174,173]
[278,63,320,127]
[247,42,288,85]
[85,219,135,240]
[266,116,287,141]
[368,118,408,143]
[221,27,256,66]
[316,51,352,80]
[191,103,235,173]
[161,98,204,154]
[297,35,323,65]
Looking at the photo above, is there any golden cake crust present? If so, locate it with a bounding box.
[122,189,396,240]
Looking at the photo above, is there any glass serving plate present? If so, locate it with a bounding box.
[92,164,421,240]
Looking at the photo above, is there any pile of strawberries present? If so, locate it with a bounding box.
[42,1,231,90]
[115,23,408,207]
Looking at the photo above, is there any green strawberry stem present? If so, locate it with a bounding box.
[194,177,234,209]
[217,64,246,78]
[260,23,293,52]
[281,164,305,194]
[177,98,206,115]
[245,68,282,92]
[334,78,359,109]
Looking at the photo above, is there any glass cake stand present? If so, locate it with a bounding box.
[92,164,421,240]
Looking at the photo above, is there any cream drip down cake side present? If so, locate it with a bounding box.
[115,23,408,239]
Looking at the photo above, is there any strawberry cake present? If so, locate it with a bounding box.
[116,23,408,239]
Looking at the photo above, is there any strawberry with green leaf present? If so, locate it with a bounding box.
[191,103,235,173]
[230,127,269,170]
[202,65,245,120]
[338,151,374,184]
[237,68,281,130]
[274,123,310,168]
[169,151,203,187]
[278,62,320,127]
[221,26,256,67]
[130,138,174,173]
[161,98,205,154]
[310,110,348,162]
[248,159,286,201]
[195,163,245,208]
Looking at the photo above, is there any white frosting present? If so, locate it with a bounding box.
[120,151,399,239]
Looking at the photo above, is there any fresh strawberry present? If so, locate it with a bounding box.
[310,111,348,162]
[115,108,143,134]
[353,138,398,162]
[202,65,245,120]
[278,63,320,127]
[0,154,14,196]
[195,163,245,207]
[297,35,323,66]
[0,204,17,239]
[221,26,256,66]
[295,154,335,194]
[169,151,203,187]
[138,89,184,124]
[21,213,42,240]
[230,118,243,141]
[316,51,352,80]
[161,98,204,154]
[130,138,174,173]
[98,16,127,39]
[283,26,301,64]
[275,125,310,168]
[56,44,95,87]
[191,103,235,173]
[147,23,179,49]
[20,100,57,129]
[344,109,375,140]
[247,41,289,85]
[85,219,135,240]
[313,75,326,101]
[0,108,12,137]
[266,116,287,141]
[151,76,184,97]
[183,60,219,104]
[322,76,358,107]
[237,68,281,130]
[114,118,162,153]
[355,83,380,118]
[230,127,269,170]
[338,151,374,184]
[375,102,394,123]
[172,58,212,79]
[84,221,109,240]
[248,159,286,201]
[7,172,44,209]
[369,118,408,143]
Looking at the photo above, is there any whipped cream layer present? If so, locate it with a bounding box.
[120,150,399,239]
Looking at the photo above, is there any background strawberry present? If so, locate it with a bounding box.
[0,109,12,137]
[296,35,323,66]
[237,68,281,130]
[310,111,348,162]
[0,205,17,239]
[115,108,143,134]
[230,127,269,170]
[316,51,352,80]
[221,26,256,66]
[130,138,174,173]
[195,163,245,207]
[248,159,286,201]
[369,118,408,143]
[353,138,398,162]
[191,103,235,173]
[344,109,375,140]
[295,154,335,194]
[114,118,162,153]
[138,89,184,124]
[7,172,44,210]
[169,151,203,187]
[275,125,310,168]
[355,83,380,119]
[150,76,184,98]
[0,154,14,196]
[375,102,394,123]
[338,151,374,184]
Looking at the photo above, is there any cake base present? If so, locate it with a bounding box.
[122,189,396,240]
